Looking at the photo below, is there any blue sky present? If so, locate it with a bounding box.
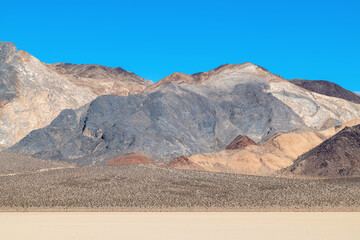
[1,0,359,91]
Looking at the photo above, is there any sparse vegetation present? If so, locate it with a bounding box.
[0,164,359,210]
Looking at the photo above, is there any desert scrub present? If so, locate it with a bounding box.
[0,164,359,210]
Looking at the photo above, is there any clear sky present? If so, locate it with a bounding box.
[1,0,359,91]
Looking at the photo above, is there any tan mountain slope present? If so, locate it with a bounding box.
[170,119,360,176]
[49,62,152,96]
[0,42,151,148]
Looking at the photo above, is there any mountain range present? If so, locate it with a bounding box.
[1,41,360,178]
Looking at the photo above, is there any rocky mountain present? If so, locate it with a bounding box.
[8,82,305,165]
[287,124,360,177]
[290,79,360,104]
[8,62,360,166]
[0,41,151,149]
[146,63,360,130]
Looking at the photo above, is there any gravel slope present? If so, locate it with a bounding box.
[0,152,74,175]
[0,164,359,210]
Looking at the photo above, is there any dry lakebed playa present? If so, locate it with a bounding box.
[1,212,360,240]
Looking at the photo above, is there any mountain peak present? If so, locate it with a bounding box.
[142,62,276,92]
[160,72,194,83]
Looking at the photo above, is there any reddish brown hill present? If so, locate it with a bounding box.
[287,124,360,177]
[166,156,204,171]
[226,135,258,150]
[108,153,154,165]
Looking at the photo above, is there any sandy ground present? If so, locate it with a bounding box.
[0,212,359,240]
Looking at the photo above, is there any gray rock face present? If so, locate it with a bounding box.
[8,81,307,165]
[0,42,19,105]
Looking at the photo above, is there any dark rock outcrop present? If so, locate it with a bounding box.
[287,124,360,177]
[290,79,360,104]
